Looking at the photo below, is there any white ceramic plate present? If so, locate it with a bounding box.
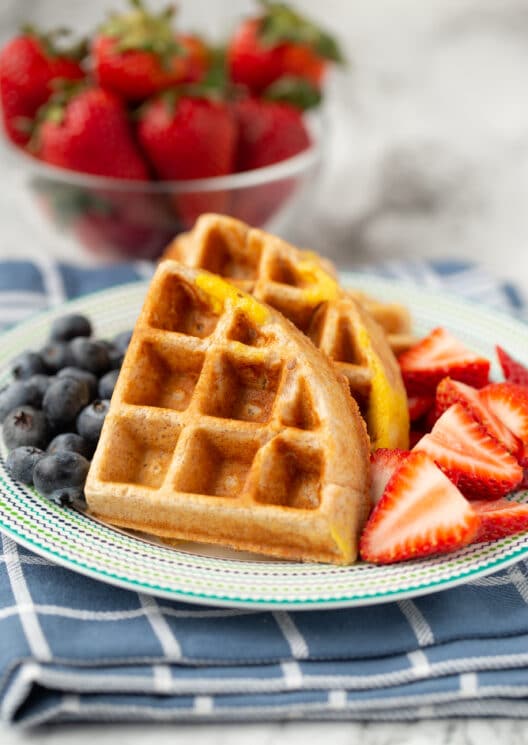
[0,272,527,609]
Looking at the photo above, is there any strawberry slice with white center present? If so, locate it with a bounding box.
[479,383,528,456]
[413,403,523,499]
[370,448,410,505]
[435,377,520,455]
[496,346,528,386]
[359,451,479,564]
[472,498,528,543]
[398,327,490,396]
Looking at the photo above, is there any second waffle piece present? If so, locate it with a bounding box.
[163,214,409,449]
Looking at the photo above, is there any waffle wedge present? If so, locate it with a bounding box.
[85,262,371,564]
[163,214,409,449]
[164,214,415,352]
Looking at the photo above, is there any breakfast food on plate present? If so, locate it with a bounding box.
[357,330,528,564]
[165,214,412,352]
[163,213,410,449]
[0,312,130,502]
[3,216,528,568]
[84,261,371,564]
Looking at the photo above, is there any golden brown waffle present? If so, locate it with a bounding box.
[164,215,414,351]
[346,290,416,354]
[163,214,409,449]
[308,295,409,450]
[85,262,371,564]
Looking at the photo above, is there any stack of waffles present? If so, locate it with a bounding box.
[85,215,412,564]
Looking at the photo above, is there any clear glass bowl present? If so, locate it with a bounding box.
[4,113,324,262]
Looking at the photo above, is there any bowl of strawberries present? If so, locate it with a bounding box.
[0,0,343,261]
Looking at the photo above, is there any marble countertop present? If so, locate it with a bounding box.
[1,0,528,741]
[1,719,527,745]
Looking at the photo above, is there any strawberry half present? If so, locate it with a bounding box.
[479,383,528,455]
[496,346,528,387]
[472,498,528,543]
[360,451,479,564]
[398,327,490,396]
[370,448,410,505]
[414,403,523,499]
[407,394,434,423]
[435,377,520,455]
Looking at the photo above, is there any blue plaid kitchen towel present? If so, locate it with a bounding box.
[1,257,528,727]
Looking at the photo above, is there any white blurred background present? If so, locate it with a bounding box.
[1,0,528,284]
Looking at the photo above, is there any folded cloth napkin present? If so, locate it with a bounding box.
[1,257,528,727]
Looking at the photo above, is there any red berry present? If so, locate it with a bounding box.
[227,2,344,96]
[398,327,490,396]
[0,32,84,145]
[93,1,207,101]
[496,346,528,387]
[35,87,149,180]
[360,451,478,564]
[137,94,237,226]
[414,403,523,500]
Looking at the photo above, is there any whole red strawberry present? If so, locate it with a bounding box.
[0,28,85,145]
[93,0,208,101]
[234,97,311,171]
[137,92,237,225]
[228,0,343,96]
[35,86,149,180]
[231,97,311,226]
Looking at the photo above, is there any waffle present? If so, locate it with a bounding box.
[163,214,409,449]
[164,214,415,352]
[85,262,371,564]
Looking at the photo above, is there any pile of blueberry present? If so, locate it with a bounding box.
[0,313,131,506]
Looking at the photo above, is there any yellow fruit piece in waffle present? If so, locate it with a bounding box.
[163,214,410,449]
[85,262,371,565]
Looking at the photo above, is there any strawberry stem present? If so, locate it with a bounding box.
[20,23,88,61]
[257,0,345,64]
[101,0,184,67]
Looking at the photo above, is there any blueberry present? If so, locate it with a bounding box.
[113,329,133,353]
[11,352,46,380]
[43,377,90,429]
[101,341,124,370]
[33,451,90,506]
[98,370,119,400]
[77,400,110,444]
[2,406,49,450]
[70,338,110,376]
[40,342,74,373]
[6,446,45,485]
[27,374,55,400]
[50,314,92,342]
[0,380,42,421]
[57,367,98,400]
[48,432,93,459]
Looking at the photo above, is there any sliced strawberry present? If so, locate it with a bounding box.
[472,498,528,542]
[413,403,523,499]
[370,448,410,505]
[398,327,490,396]
[407,395,434,422]
[409,429,427,448]
[496,346,528,387]
[480,383,528,452]
[435,377,520,455]
[359,451,478,564]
